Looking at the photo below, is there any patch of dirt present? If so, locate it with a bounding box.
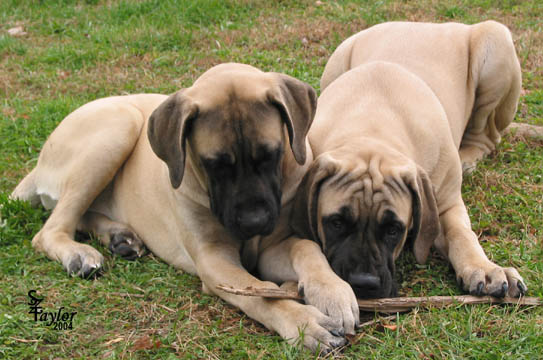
[217,14,367,63]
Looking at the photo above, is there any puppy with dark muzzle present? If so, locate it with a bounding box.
[291,21,527,299]
[11,63,359,352]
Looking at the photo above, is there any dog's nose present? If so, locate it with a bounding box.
[236,206,270,237]
[348,272,381,290]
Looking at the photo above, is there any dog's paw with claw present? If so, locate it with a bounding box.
[62,244,104,278]
[457,262,527,298]
[298,273,360,336]
[282,302,348,355]
[108,230,146,260]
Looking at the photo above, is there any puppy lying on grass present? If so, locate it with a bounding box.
[290,21,527,299]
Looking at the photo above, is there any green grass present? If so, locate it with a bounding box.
[1,0,542,358]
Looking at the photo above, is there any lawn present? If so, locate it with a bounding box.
[0,0,542,358]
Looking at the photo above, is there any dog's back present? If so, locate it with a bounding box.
[313,61,455,178]
[321,21,520,151]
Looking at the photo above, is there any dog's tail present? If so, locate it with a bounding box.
[10,169,40,206]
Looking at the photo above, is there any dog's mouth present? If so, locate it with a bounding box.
[234,220,277,240]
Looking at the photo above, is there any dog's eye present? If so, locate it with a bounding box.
[326,215,350,233]
[203,155,234,174]
[331,218,345,230]
[386,226,400,236]
[380,210,404,242]
[256,153,274,165]
[383,222,404,241]
[255,148,281,170]
[323,213,355,244]
[213,161,231,171]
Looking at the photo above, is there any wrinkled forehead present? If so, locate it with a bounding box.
[318,174,413,223]
[189,100,284,159]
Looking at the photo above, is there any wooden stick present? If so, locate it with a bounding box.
[355,295,542,313]
[216,285,303,299]
[505,123,543,140]
[216,284,542,313]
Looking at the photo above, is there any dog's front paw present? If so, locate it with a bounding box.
[281,302,348,355]
[457,263,527,298]
[62,244,104,278]
[298,274,360,335]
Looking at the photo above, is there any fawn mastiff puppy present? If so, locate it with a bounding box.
[291,21,526,299]
[11,63,357,351]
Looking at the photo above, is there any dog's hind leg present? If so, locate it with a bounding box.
[460,21,521,175]
[13,97,146,277]
[77,211,146,260]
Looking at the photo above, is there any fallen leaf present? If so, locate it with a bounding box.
[57,70,71,79]
[103,337,124,346]
[345,334,357,342]
[383,324,397,331]
[7,26,27,37]
[131,335,152,351]
[2,108,15,117]
[376,323,398,332]
[130,335,161,351]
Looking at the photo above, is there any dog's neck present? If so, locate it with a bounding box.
[176,147,212,209]
[281,138,314,206]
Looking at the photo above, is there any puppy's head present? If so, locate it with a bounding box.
[148,63,316,241]
[291,151,441,298]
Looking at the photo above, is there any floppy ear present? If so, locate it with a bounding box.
[290,155,337,247]
[147,90,199,189]
[267,73,317,165]
[406,166,442,264]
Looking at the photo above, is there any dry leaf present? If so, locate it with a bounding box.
[103,337,124,346]
[131,335,161,351]
[131,336,152,351]
[345,334,357,342]
[57,70,70,80]
[383,324,397,331]
[7,26,27,37]
[376,323,398,332]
